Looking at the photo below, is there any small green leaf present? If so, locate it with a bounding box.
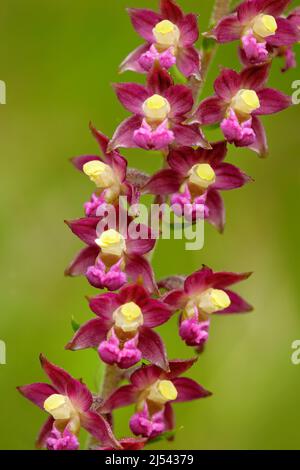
[71,316,81,333]
[205,123,220,130]
[202,37,216,51]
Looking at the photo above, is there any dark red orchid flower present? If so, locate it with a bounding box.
[100,358,211,439]
[66,283,172,371]
[144,141,251,232]
[17,355,119,450]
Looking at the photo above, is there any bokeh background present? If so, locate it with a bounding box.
[0,0,300,450]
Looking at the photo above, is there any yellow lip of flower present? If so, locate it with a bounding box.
[153,20,180,48]
[233,89,260,115]
[82,160,115,188]
[253,14,277,38]
[95,229,126,257]
[113,302,143,332]
[43,394,73,420]
[189,163,216,189]
[143,94,171,122]
[147,380,178,405]
[198,288,231,314]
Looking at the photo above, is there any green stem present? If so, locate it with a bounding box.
[197,0,232,101]
[101,364,123,401]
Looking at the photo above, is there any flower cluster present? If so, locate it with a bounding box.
[18,0,295,450]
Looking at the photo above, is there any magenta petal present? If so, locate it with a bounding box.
[147,65,173,95]
[120,44,150,74]
[138,327,169,371]
[142,299,173,328]
[213,14,244,42]
[17,383,57,409]
[240,63,270,90]
[214,68,242,101]
[65,246,98,277]
[172,124,209,148]
[90,124,111,155]
[66,379,93,412]
[118,283,148,305]
[194,96,226,125]
[65,217,98,246]
[249,116,268,157]
[39,355,76,395]
[172,377,212,402]
[209,271,252,289]
[81,411,120,448]
[184,267,213,296]
[160,0,184,23]
[237,1,260,23]
[109,115,143,151]
[113,83,149,114]
[259,0,292,16]
[125,254,157,294]
[206,189,225,233]
[36,417,54,449]
[126,228,156,256]
[268,17,299,47]
[167,147,196,175]
[255,88,291,115]
[200,141,228,165]
[214,163,252,190]
[179,13,199,46]
[168,141,227,172]
[71,155,101,172]
[101,385,138,413]
[288,8,300,27]
[163,289,188,310]
[130,364,162,390]
[165,85,193,117]
[166,358,198,379]
[89,292,121,319]
[217,289,253,314]
[113,437,147,450]
[144,169,182,195]
[176,46,200,78]
[164,402,175,432]
[127,8,161,42]
[66,318,109,351]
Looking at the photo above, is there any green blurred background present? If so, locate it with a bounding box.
[0,0,299,450]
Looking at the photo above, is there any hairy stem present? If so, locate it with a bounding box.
[199,0,232,96]
[213,0,232,24]
[101,364,123,400]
